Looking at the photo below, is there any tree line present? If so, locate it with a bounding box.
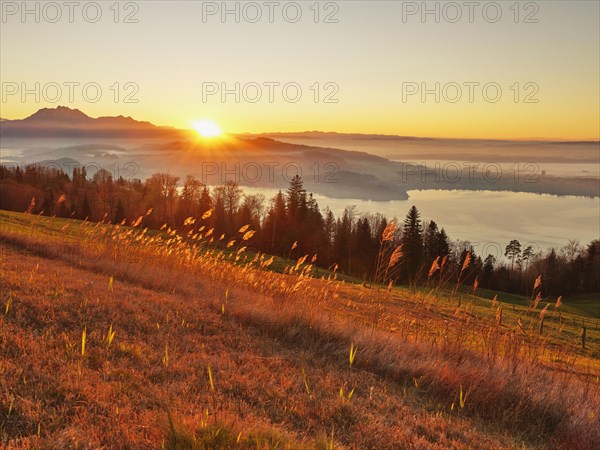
[1,163,598,298]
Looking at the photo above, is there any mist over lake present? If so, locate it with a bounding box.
[230,134,599,254]
[2,128,598,256]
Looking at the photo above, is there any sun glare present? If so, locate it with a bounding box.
[192,119,222,138]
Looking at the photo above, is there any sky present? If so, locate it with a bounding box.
[1,0,599,140]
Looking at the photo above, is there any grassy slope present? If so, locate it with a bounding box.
[1,210,599,449]
[0,209,595,315]
[0,210,363,285]
[2,245,519,449]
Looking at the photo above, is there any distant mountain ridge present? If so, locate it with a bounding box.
[3,107,598,145]
[247,131,599,146]
[0,106,183,138]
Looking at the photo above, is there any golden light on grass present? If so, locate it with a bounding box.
[81,327,86,357]
[1,210,599,448]
[349,342,357,367]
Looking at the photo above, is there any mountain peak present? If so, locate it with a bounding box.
[0,106,181,138]
[25,106,91,122]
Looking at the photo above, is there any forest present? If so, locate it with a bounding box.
[1,162,598,298]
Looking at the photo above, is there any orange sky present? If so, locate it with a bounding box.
[1,1,599,141]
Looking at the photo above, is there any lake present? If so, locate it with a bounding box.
[244,187,600,258]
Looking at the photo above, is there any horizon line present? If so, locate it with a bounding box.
[2,105,599,144]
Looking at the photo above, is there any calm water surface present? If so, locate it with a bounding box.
[245,187,600,257]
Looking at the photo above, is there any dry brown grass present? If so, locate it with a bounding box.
[1,213,599,449]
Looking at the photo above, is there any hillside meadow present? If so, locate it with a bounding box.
[1,210,599,449]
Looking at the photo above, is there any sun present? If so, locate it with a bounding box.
[192,119,222,138]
